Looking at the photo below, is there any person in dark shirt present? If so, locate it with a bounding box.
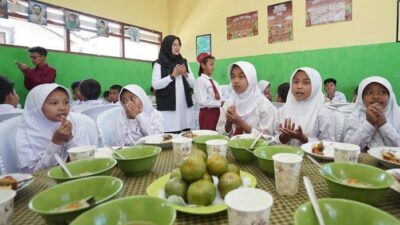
[16,46,56,90]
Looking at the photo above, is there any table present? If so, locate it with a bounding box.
[13,151,400,225]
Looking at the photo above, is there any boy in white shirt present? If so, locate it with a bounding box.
[0,76,22,114]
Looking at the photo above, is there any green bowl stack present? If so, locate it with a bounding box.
[228,138,267,163]
[47,158,117,183]
[113,145,161,176]
[253,145,303,176]
[70,196,176,225]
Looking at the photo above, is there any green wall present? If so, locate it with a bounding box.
[190,42,400,102]
[0,45,153,104]
[2,42,400,105]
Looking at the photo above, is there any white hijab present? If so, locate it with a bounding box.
[116,84,157,146]
[346,76,400,147]
[279,67,325,136]
[228,61,263,121]
[16,84,80,168]
[258,80,270,94]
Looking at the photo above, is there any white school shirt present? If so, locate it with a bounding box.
[275,106,336,146]
[71,99,104,112]
[152,62,195,132]
[194,74,222,108]
[216,97,278,137]
[0,104,23,114]
[325,91,347,103]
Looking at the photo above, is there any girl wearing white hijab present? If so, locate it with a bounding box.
[16,84,94,173]
[258,80,273,101]
[277,67,335,146]
[344,76,400,150]
[216,61,277,136]
[115,84,164,146]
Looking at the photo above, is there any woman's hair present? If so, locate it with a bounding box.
[198,55,215,76]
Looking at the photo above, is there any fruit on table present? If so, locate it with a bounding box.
[180,156,207,183]
[187,179,216,206]
[218,172,243,198]
[206,154,228,177]
[227,164,240,175]
[165,177,189,200]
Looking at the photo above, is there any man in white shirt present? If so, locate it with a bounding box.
[324,78,347,103]
[0,76,22,114]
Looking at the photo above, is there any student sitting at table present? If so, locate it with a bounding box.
[15,84,95,173]
[277,67,335,146]
[216,61,277,137]
[0,75,22,114]
[71,79,104,112]
[344,76,400,151]
[258,80,273,101]
[113,84,164,146]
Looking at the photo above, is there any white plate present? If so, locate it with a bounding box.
[230,134,256,140]
[386,169,400,193]
[301,141,336,160]
[0,173,33,192]
[138,134,178,149]
[179,130,219,139]
[95,147,114,159]
[368,147,400,168]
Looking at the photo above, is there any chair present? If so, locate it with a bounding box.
[329,108,345,142]
[97,107,121,147]
[80,104,120,122]
[0,116,22,173]
[70,113,99,146]
[0,112,22,123]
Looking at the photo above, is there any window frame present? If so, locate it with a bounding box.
[1,0,162,62]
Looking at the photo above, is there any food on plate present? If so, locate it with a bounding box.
[0,176,18,190]
[381,150,400,163]
[181,131,197,138]
[162,134,173,142]
[341,178,372,188]
[50,196,95,213]
[311,142,324,155]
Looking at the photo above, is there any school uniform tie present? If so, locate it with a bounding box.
[209,79,220,100]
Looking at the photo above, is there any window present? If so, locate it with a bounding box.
[0,0,162,61]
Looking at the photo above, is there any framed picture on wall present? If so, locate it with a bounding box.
[397,0,400,42]
[196,34,211,57]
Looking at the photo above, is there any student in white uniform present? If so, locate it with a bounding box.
[216,61,277,137]
[276,67,335,146]
[71,79,104,112]
[0,76,22,114]
[113,84,164,146]
[344,76,400,151]
[15,84,95,173]
[152,35,195,133]
[194,52,222,130]
[258,80,273,101]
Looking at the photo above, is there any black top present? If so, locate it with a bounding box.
[153,35,193,111]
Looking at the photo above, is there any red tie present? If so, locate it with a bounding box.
[209,79,220,100]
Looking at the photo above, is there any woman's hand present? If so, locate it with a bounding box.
[52,117,73,145]
[279,118,308,143]
[177,64,188,77]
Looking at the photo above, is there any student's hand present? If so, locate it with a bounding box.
[372,104,387,127]
[15,61,28,70]
[279,118,308,143]
[125,101,142,119]
[366,104,378,126]
[52,117,73,145]
[226,105,240,124]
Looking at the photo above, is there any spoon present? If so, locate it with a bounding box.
[106,146,126,159]
[54,154,73,178]
[306,155,341,182]
[246,133,263,152]
[303,176,326,225]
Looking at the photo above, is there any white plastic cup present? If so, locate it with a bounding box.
[205,139,228,157]
[0,190,16,225]
[225,188,273,225]
[172,137,192,167]
[67,145,96,161]
[273,153,303,196]
[333,143,360,163]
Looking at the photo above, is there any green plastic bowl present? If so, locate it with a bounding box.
[253,145,304,176]
[320,163,395,205]
[228,138,267,163]
[294,198,399,225]
[70,196,176,225]
[192,135,229,153]
[113,145,161,176]
[29,176,123,225]
[48,158,117,183]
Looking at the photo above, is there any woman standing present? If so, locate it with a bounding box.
[152,35,195,133]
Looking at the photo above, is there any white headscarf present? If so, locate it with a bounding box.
[258,80,270,94]
[228,61,263,121]
[279,67,325,136]
[16,84,80,168]
[346,76,400,147]
[116,84,157,146]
